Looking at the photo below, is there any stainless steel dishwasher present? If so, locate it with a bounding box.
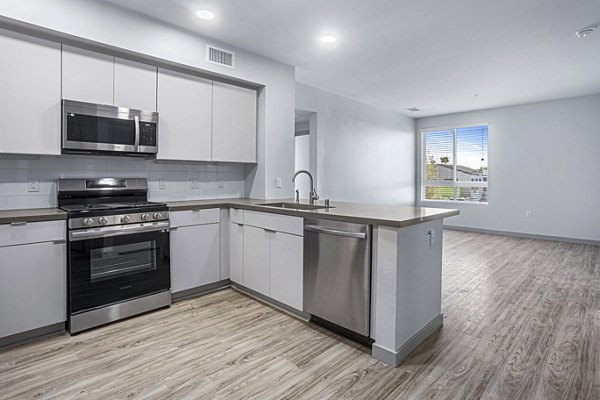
[303,218,372,343]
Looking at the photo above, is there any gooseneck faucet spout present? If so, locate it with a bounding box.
[292,170,319,205]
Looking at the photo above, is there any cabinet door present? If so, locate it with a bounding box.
[114,58,157,111]
[212,81,257,163]
[62,45,114,105]
[0,30,61,155]
[229,222,244,284]
[243,225,270,296]
[156,69,212,161]
[0,241,66,338]
[170,223,220,293]
[270,232,303,310]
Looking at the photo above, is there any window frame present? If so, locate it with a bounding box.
[420,123,489,205]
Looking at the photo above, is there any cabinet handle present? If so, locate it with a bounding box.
[169,226,178,231]
[192,209,202,212]
[10,221,27,226]
[53,239,67,244]
[263,228,276,233]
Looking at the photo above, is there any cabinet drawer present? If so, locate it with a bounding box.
[0,220,65,247]
[170,209,220,228]
[244,210,303,236]
[230,208,244,225]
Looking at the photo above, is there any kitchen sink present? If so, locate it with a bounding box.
[259,202,333,210]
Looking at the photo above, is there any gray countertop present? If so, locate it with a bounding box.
[0,208,68,225]
[167,198,459,228]
[0,199,458,228]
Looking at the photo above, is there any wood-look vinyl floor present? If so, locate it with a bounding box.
[1,230,598,400]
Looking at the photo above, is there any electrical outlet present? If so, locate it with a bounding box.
[275,177,282,188]
[28,178,40,192]
[217,178,225,189]
[187,173,199,189]
[158,178,167,190]
[525,210,532,218]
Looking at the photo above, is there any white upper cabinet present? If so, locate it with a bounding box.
[62,45,114,105]
[0,30,61,156]
[157,68,212,161]
[212,81,257,163]
[114,58,157,111]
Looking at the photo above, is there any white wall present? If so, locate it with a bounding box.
[296,83,416,205]
[0,156,245,209]
[0,0,296,199]
[416,94,600,242]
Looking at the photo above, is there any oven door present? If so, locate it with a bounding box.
[68,222,170,314]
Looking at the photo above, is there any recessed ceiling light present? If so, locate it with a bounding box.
[405,107,421,112]
[320,35,337,44]
[575,26,596,38]
[196,10,215,20]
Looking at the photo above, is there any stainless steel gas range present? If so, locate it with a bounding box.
[58,178,171,334]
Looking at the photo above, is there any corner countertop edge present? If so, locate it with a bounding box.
[166,198,460,228]
[0,208,68,225]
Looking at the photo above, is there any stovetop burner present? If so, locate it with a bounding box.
[58,178,170,228]
[60,201,163,213]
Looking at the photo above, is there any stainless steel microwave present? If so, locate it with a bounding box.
[62,99,158,156]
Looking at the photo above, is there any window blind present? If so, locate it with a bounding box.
[423,125,488,203]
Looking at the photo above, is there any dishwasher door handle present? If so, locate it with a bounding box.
[304,225,367,239]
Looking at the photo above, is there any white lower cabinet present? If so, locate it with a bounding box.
[170,210,221,294]
[234,210,303,311]
[0,221,66,339]
[269,232,303,310]
[229,222,244,284]
[242,225,271,296]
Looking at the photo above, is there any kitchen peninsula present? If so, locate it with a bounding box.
[168,198,459,367]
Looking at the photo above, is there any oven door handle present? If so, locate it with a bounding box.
[69,221,170,241]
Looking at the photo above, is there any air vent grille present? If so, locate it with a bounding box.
[207,45,235,68]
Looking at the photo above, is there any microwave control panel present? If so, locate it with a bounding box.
[139,122,157,146]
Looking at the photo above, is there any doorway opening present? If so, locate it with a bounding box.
[294,109,317,199]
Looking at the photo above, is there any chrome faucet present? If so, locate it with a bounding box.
[292,170,319,205]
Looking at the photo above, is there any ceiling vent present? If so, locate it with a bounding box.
[405,107,422,112]
[207,45,235,68]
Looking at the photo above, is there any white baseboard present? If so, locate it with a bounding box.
[444,225,599,246]
[372,314,443,367]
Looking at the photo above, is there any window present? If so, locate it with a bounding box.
[422,125,488,203]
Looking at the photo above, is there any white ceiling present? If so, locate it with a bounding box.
[102,0,600,117]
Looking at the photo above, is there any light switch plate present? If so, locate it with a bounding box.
[275,177,282,188]
[525,210,532,218]
[28,178,40,192]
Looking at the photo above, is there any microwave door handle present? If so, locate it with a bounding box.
[134,115,140,151]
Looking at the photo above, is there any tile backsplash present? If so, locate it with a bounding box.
[0,155,247,210]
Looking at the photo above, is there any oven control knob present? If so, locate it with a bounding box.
[121,215,130,223]
[153,212,162,220]
[83,218,94,227]
[98,217,108,225]
[141,213,150,221]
